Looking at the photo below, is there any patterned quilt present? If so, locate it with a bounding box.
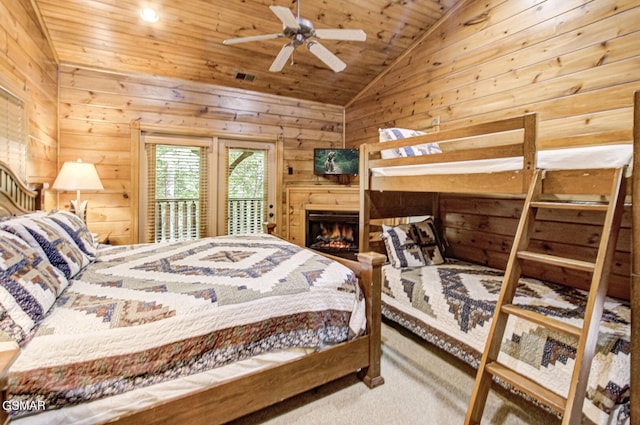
[6,234,364,417]
[382,260,630,425]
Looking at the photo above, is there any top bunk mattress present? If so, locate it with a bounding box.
[370,143,633,177]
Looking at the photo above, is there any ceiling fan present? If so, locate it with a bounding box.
[222,1,366,73]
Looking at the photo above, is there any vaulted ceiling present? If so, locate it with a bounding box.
[32,0,461,105]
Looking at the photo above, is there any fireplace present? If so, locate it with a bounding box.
[305,210,359,260]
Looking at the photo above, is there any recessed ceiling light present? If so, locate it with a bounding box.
[140,7,159,23]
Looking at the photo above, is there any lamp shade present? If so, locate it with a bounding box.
[52,159,104,191]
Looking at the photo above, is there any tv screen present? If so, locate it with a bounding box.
[314,148,359,176]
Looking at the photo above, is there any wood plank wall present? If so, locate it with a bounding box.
[440,194,632,300]
[57,65,345,244]
[0,0,57,197]
[346,0,640,147]
[346,0,640,297]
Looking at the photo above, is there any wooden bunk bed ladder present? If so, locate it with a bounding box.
[464,167,627,425]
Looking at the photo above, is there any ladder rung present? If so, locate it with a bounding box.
[517,251,595,272]
[485,362,566,413]
[501,304,582,338]
[530,201,609,211]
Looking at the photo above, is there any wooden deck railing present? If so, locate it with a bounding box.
[155,198,200,242]
[155,197,265,242]
[227,198,264,234]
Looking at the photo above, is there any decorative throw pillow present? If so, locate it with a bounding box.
[378,127,442,159]
[0,216,90,279]
[407,218,446,265]
[46,209,97,259]
[0,229,68,345]
[381,217,446,268]
[381,224,425,268]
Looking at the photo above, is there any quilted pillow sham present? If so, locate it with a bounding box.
[45,209,97,259]
[381,217,446,268]
[378,127,442,160]
[0,215,90,279]
[0,229,68,345]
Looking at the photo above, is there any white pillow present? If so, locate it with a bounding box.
[378,127,442,159]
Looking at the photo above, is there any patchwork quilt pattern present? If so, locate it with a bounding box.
[6,234,364,417]
[382,260,630,425]
[46,209,98,259]
[0,215,90,279]
[0,230,68,344]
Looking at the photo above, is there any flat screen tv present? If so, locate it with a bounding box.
[314,148,359,176]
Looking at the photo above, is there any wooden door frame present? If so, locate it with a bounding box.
[216,138,278,236]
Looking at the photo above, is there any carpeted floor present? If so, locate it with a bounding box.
[231,320,562,425]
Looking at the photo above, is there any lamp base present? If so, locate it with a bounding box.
[70,199,88,222]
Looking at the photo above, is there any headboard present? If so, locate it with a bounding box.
[0,160,45,217]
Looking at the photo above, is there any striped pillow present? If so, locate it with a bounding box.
[378,127,442,159]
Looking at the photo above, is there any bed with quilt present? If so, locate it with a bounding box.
[378,218,630,425]
[358,106,637,424]
[0,169,385,425]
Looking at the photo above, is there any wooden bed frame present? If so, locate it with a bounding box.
[359,113,538,256]
[359,94,638,424]
[0,161,386,425]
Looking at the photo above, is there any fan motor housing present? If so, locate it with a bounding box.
[283,17,315,42]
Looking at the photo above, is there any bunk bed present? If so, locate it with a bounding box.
[0,160,386,425]
[359,96,637,425]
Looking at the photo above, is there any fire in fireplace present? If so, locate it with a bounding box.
[306,210,359,260]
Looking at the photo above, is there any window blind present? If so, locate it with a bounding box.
[0,86,26,179]
[144,141,209,243]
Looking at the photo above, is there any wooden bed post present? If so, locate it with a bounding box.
[521,113,537,192]
[357,251,386,388]
[359,143,372,253]
[631,89,639,425]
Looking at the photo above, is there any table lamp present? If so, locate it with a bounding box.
[52,159,104,221]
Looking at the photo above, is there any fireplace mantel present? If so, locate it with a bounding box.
[285,186,359,247]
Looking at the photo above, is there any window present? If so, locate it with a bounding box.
[141,135,210,243]
[134,123,283,244]
[224,147,267,234]
[0,85,27,179]
[217,140,276,236]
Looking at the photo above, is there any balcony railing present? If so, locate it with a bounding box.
[155,198,200,242]
[154,197,265,242]
[227,198,265,235]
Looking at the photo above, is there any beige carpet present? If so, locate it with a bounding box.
[231,321,561,425]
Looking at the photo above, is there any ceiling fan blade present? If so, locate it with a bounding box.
[314,29,367,41]
[307,41,346,72]
[269,5,300,30]
[223,33,282,45]
[269,44,295,72]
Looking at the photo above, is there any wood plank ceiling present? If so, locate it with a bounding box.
[32,0,461,105]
